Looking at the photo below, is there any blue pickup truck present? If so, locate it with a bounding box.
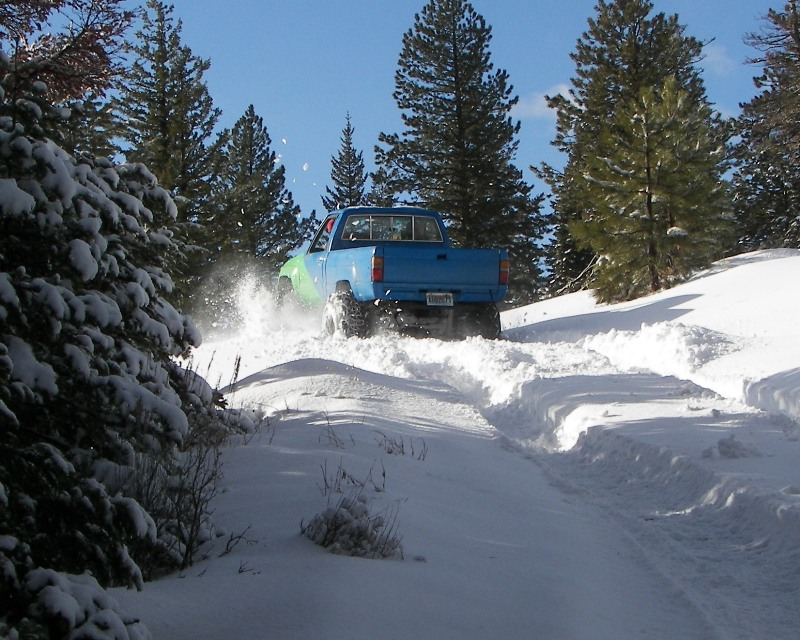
[276,206,508,338]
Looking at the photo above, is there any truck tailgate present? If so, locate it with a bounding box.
[381,246,501,287]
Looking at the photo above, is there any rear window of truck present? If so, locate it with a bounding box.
[341,214,443,243]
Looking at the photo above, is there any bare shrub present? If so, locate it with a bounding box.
[303,462,403,560]
[376,431,428,461]
[319,412,346,449]
[123,413,225,577]
[301,492,404,560]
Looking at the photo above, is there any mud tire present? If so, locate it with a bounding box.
[460,304,502,339]
[322,289,368,338]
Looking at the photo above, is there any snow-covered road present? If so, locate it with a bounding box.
[118,250,800,639]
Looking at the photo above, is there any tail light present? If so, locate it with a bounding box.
[499,258,509,285]
[372,255,384,282]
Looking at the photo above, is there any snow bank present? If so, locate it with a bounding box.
[581,321,735,379]
[745,368,800,421]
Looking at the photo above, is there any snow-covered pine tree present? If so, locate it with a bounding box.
[573,77,732,302]
[0,4,248,636]
[115,0,222,309]
[534,150,597,298]
[322,113,369,211]
[733,1,800,249]
[536,0,715,295]
[0,1,124,161]
[375,0,545,304]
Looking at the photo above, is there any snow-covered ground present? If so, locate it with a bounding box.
[116,249,800,639]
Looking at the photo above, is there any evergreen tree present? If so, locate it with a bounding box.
[1,6,250,636]
[536,0,712,294]
[116,0,220,208]
[573,77,732,302]
[322,112,369,211]
[201,105,315,328]
[732,1,800,249]
[55,92,120,159]
[115,0,222,306]
[213,105,314,269]
[367,166,397,207]
[535,153,597,298]
[375,0,545,303]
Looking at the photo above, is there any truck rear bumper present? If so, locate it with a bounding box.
[355,283,506,305]
[366,300,500,339]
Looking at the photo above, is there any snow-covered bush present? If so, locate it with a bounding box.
[301,492,404,560]
[12,569,152,640]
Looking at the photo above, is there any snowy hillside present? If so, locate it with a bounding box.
[116,249,800,639]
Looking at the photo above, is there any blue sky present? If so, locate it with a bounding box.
[165,0,777,217]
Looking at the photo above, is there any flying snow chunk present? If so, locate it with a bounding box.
[281,138,287,145]
[302,163,310,172]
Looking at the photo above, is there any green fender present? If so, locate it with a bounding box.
[278,254,325,307]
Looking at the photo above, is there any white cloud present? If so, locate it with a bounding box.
[513,84,571,120]
[702,43,736,76]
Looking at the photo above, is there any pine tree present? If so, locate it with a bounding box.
[1,5,159,635]
[733,1,800,249]
[375,0,545,303]
[535,146,597,298]
[732,134,800,249]
[1,6,247,636]
[200,105,315,328]
[55,92,120,159]
[573,77,732,302]
[322,113,368,211]
[367,166,397,207]
[213,105,314,269]
[116,0,220,207]
[536,0,712,294]
[115,0,222,305]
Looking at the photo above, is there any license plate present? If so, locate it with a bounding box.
[426,292,454,307]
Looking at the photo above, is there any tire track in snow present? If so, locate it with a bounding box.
[197,324,799,640]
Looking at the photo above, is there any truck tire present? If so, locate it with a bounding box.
[477,304,502,339]
[460,304,501,339]
[322,289,367,338]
